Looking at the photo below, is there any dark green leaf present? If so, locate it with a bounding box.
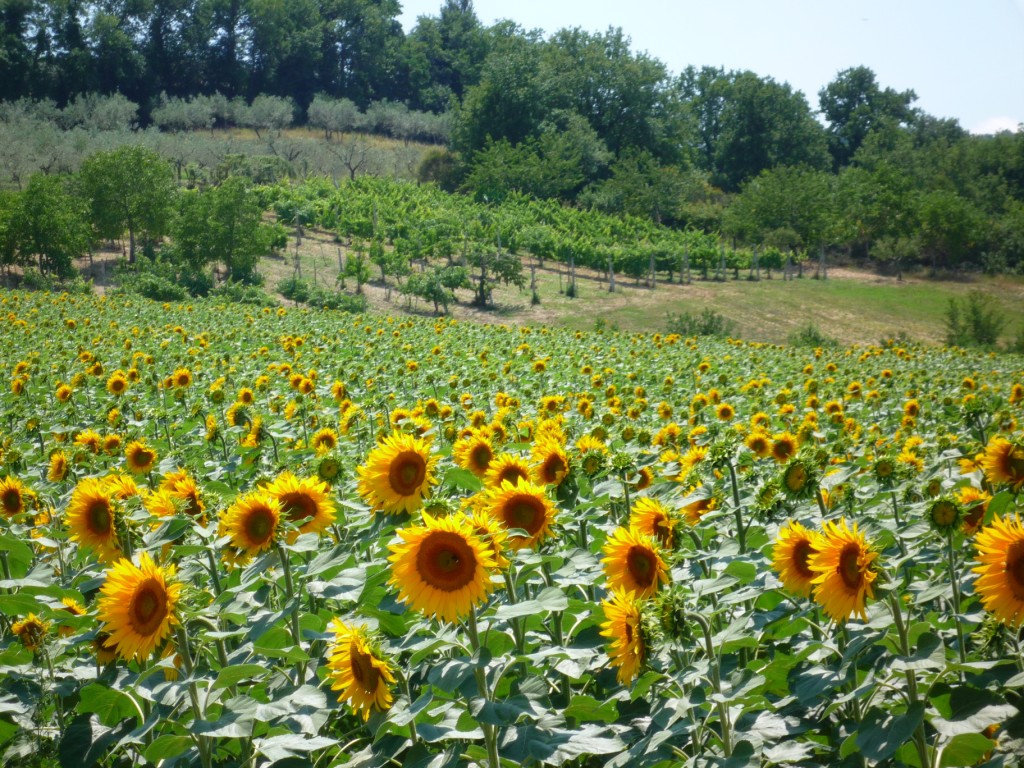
[939,732,996,767]
[856,702,925,762]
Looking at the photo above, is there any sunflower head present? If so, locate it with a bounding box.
[601,526,670,599]
[530,438,570,487]
[808,518,879,623]
[979,436,1024,493]
[66,477,122,563]
[484,479,557,551]
[124,441,158,475]
[387,512,497,623]
[957,486,992,535]
[629,497,679,551]
[310,427,339,455]
[12,613,49,652]
[221,491,282,556]
[781,457,819,499]
[357,431,438,515]
[263,471,336,537]
[0,475,30,519]
[928,497,961,533]
[772,520,821,598]
[97,552,180,662]
[326,620,396,721]
[973,513,1024,626]
[454,431,495,478]
[483,453,531,489]
[599,589,647,685]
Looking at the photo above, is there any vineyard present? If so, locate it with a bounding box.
[1,290,1024,767]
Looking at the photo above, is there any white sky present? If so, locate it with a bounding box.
[397,0,1024,135]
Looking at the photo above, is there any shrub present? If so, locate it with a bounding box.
[943,291,1006,348]
[276,276,312,303]
[211,282,278,307]
[307,287,368,313]
[665,308,735,338]
[787,323,837,348]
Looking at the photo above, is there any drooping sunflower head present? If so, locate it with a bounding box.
[530,438,570,487]
[973,513,1024,626]
[979,436,1024,493]
[357,431,438,515]
[97,552,180,662]
[453,431,495,478]
[326,620,396,721]
[956,486,992,535]
[629,497,678,551]
[12,613,49,652]
[387,512,497,623]
[599,588,647,686]
[485,480,557,551]
[808,518,879,623]
[220,491,283,556]
[0,475,30,519]
[66,477,121,563]
[772,520,822,598]
[263,471,336,536]
[601,526,670,599]
[47,451,70,483]
[124,441,158,475]
[483,453,531,489]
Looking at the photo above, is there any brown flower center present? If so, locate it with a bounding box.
[470,444,492,471]
[389,452,427,496]
[129,579,168,636]
[626,546,657,588]
[498,467,528,486]
[541,454,567,483]
[838,544,863,590]
[1006,540,1024,601]
[244,506,276,546]
[416,531,476,591]
[87,500,112,535]
[785,465,808,492]
[504,496,545,536]
[350,646,380,691]
[2,489,21,514]
[793,540,815,579]
[280,492,317,523]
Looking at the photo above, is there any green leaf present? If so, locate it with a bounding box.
[212,664,269,690]
[144,735,192,763]
[0,533,33,567]
[939,732,996,767]
[494,586,568,619]
[856,702,925,763]
[254,734,338,763]
[564,695,619,724]
[58,714,133,768]
[78,684,139,728]
[724,560,757,584]
[930,684,1018,738]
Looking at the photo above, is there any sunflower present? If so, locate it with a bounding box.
[74,429,102,454]
[220,492,282,556]
[599,589,646,685]
[771,433,799,464]
[125,441,158,475]
[106,372,129,396]
[928,497,961,533]
[58,597,86,637]
[55,384,74,403]
[326,620,396,721]
[0,475,29,518]
[484,479,557,551]
[957,486,992,535]
[357,431,437,515]
[979,436,1024,493]
[808,518,879,623]
[453,431,495,478]
[602,526,669,599]
[316,454,343,486]
[781,458,818,499]
[66,477,121,562]
[681,485,717,526]
[631,465,654,491]
[172,368,193,388]
[310,427,339,455]
[745,430,772,459]
[12,614,49,651]
[158,470,204,518]
[97,552,180,662]
[630,497,678,550]
[466,509,511,570]
[530,438,569,487]
[105,473,141,501]
[772,520,821,598]
[263,471,336,536]
[387,512,497,623]
[483,453,531,488]
[973,513,1024,626]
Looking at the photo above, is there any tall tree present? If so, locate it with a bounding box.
[77,145,177,263]
[819,66,917,169]
[404,0,488,112]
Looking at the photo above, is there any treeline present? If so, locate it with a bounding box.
[1,1,1022,273]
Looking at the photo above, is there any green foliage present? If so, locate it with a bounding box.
[275,275,367,312]
[787,322,838,348]
[210,282,278,307]
[277,276,312,303]
[664,308,736,338]
[7,174,91,278]
[943,291,1007,348]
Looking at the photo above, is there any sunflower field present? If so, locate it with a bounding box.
[1,290,1024,768]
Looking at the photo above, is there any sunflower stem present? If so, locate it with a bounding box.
[277,544,305,682]
[888,593,932,768]
[686,612,731,757]
[502,570,525,654]
[466,607,501,768]
[726,464,745,554]
[946,532,968,667]
[175,625,213,768]
[815,487,828,517]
